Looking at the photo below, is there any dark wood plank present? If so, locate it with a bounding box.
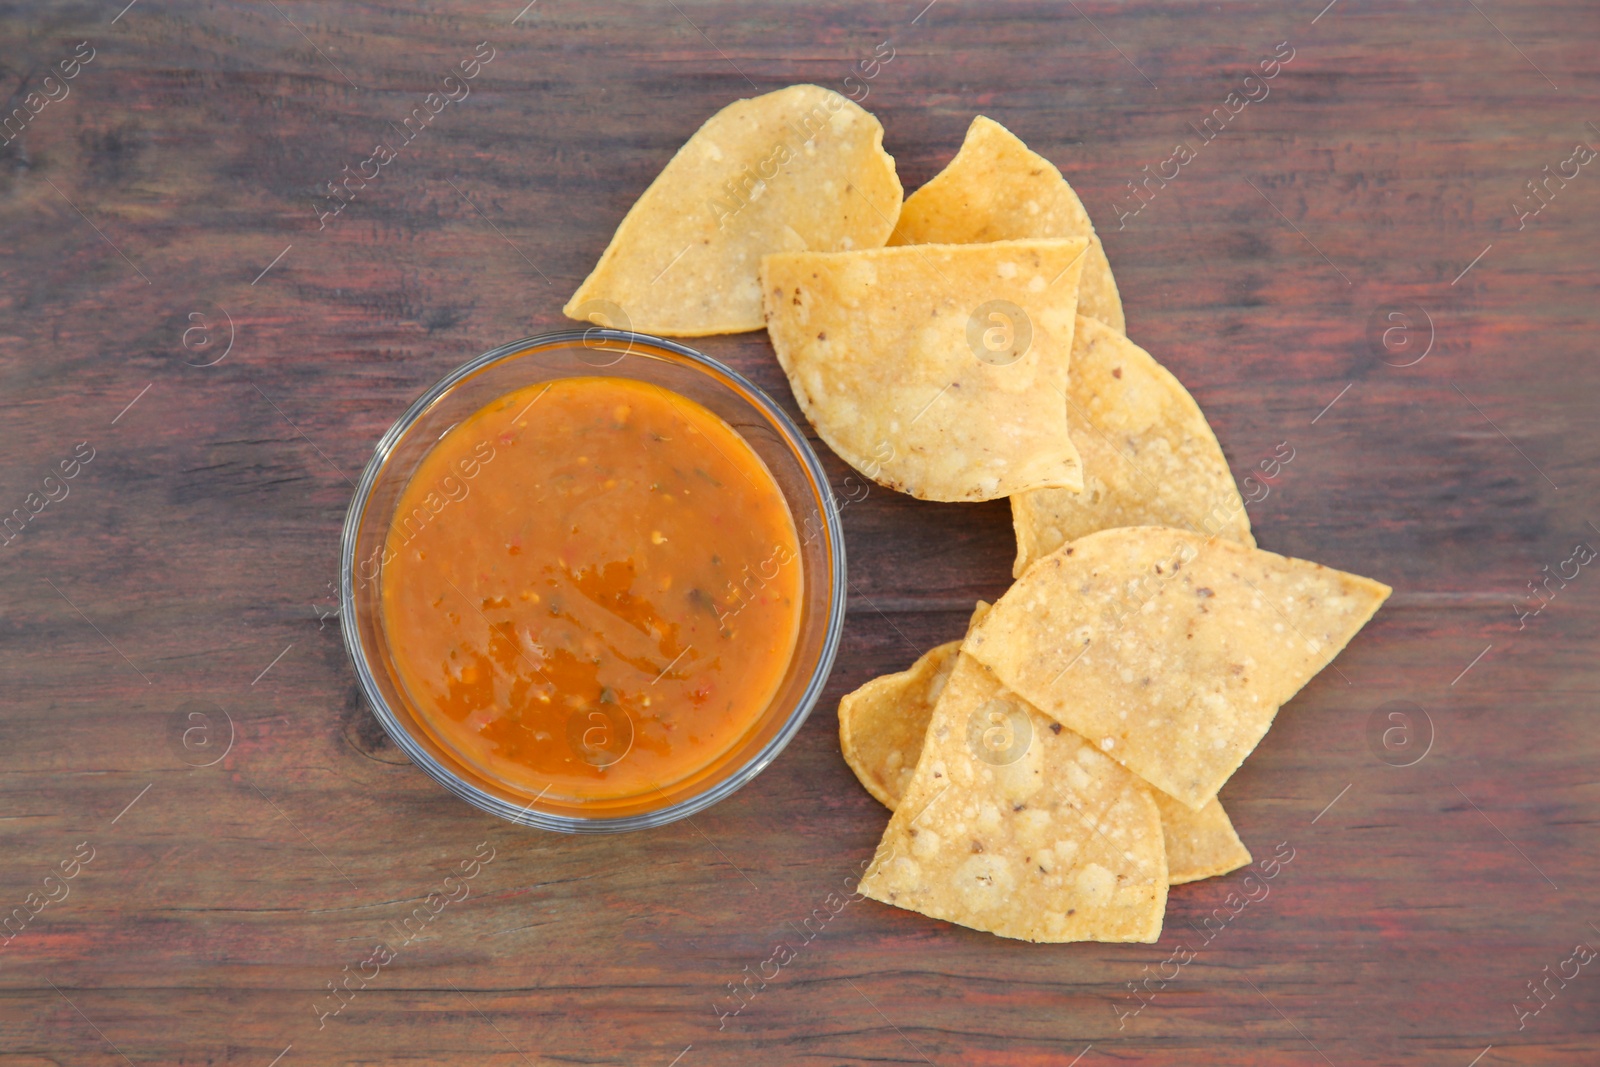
[1,0,1597,1064]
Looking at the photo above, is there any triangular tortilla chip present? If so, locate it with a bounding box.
[840,639,960,809]
[1011,315,1255,576]
[839,603,990,808]
[963,527,1391,809]
[564,84,902,336]
[762,239,1089,501]
[859,652,1167,943]
[1155,793,1251,884]
[889,115,1125,333]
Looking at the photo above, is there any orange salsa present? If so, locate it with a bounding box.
[379,376,803,803]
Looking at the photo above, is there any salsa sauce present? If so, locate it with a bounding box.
[380,376,803,803]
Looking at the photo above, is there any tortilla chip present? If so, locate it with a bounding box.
[840,640,960,809]
[564,85,902,337]
[762,239,1089,501]
[859,652,1167,942]
[1155,793,1251,885]
[1011,315,1255,576]
[839,603,991,808]
[963,527,1391,810]
[889,115,1124,333]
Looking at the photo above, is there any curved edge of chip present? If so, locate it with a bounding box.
[1079,236,1125,335]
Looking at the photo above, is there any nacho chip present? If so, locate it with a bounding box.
[963,527,1391,810]
[840,603,991,808]
[859,652,1167,942]
[889,115,1124,333]
[1155,793,1251,885]
[1011,315,1255,576]
[840,640,960,809]
[762,239,1089,501]
[564,84,902,337]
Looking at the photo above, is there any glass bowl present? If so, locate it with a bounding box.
[340,329,846,833]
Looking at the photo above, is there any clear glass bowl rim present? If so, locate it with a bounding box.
[339,328,847,834]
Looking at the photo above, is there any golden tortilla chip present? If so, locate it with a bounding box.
[859,652,1167,943]
[963,527,1391,810]
[1011,315,1255,576]
[840,640,960,809]
[839,603,990,808]
[889,115,1124,333]
[1155,793,1251,885]
[564,84,902,337]
[762,239,1089,501]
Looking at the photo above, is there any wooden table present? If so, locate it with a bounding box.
[1,1,1595,1063]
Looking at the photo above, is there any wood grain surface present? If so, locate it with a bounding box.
[2,1,1597,1064]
